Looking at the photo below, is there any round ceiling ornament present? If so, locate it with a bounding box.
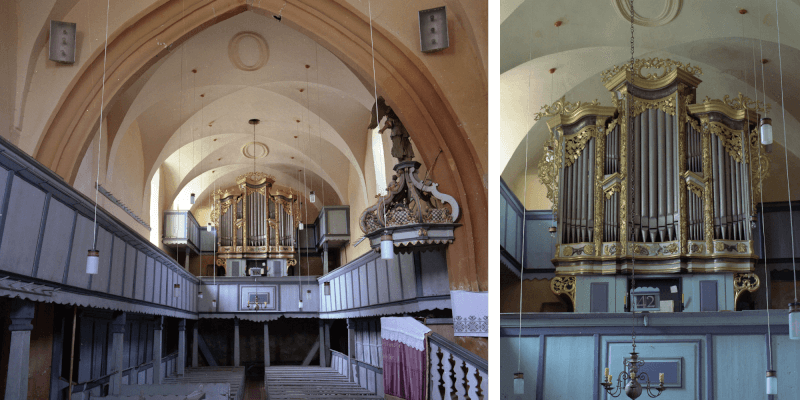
[228,31,269,71]
[242,141,269,159]
[612,0,682,27]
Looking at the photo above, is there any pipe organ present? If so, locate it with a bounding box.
[212,172,300,262]
[537,58,769,284]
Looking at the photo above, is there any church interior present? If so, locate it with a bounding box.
[0,1,488,399]
[500,0,800,399]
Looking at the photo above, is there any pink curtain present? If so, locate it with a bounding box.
[383,338,428,400]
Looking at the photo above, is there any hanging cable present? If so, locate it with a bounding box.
[628,0,637,354]
[516,0,534,374]
[775,0,799,304]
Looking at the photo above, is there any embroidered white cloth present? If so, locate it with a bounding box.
[380,317,431,351]
[451,290,488,337]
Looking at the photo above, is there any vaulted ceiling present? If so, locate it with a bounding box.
[99,11,374,214]
[501,0,800,204]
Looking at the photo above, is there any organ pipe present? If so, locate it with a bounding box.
[212,173,300,260]
[535,58,768,264]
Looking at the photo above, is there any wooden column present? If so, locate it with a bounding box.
[192,322,199,367]
[4,299,34,400]
[177,319,186,376]
[319,319,326,367]
[347,319,357,383]
[153,317,164,384]
[264,322,270,367]
[110,312,126,395]
[233,318,240,367]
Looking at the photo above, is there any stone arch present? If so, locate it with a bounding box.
[33,0,486,291]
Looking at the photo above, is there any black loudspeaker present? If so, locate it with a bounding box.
[49,20,77,64]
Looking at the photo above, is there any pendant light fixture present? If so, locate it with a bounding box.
[766,370,777,395]
[759,117,773,145]
[190,193,196,204]
[602,3,664,397]
[173,283,180,297]
[368,1,393,262]
[197,290,203,299]
[88,0,112,275]
[309,190,316,203]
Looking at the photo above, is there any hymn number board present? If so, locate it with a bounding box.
[632,287,661,312]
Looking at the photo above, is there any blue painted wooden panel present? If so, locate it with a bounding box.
[376,260,389,304]
[367,260,378,306]
[713,335,766,399]
[420,248,449,296]
[387,259,402,303]
[109,236,126,296]
[0,177,46,276]
[37,199,74,282]
[400,252,416,301]
[123,245,136,298]
[524,217,556,270]
[67,216,94,289]
[152,261,162,304]
[90,228,113,292]
[499,336,539,398]
[544,336,595,400]
[699,281,718,312]
[772,335,800,396]
[144,257,155,302]
[359,265,369,309]
[134,252,146,300]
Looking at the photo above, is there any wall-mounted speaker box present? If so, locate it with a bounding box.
[49,20,77,64]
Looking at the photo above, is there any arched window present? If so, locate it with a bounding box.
[150,167,160,245]
[371,126,387,195]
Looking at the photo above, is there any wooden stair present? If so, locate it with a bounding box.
[164,366,246,400]
[264,366,383,400]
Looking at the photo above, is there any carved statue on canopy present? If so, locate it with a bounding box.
[370,96,414,162]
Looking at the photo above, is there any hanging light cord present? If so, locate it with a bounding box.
[628,0,637,354]
[92,0,111,250]
[775,0,799,303]
[368,0,381,161]
[516,0,535,373]
[755,2,773,364]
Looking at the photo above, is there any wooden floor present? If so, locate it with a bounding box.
[264,366,383,400]
[164,366,246,400]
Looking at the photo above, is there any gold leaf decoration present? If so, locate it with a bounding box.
[533,96,600,121]
[600,57,703,83]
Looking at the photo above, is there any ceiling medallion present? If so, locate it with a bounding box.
[611,0,682,27]
[242,141,269,159]
[228,31,269,71]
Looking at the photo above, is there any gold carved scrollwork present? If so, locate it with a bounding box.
[687,181,704,198]
[677,86,688,255]
[551,276,577,310]
[563,126,603,167]
[594,123,606,253]
[533,96,600,121]
[749,128,771,215]
[537,131,562,216]
[604,183,621,199]
[703,93,771,114]
[632,95,676,117]
[600,57,703,83]
[733,272,760,310]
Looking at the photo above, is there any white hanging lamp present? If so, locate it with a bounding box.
[790,302,800,340]
[190,193,196,204]
[513,372,524,395]
[86,249,100,275]
[759,118,773,145]
[173,283,180,297]
[380,231,394,260]
[310,190,316,203]
[766,370,777,395]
